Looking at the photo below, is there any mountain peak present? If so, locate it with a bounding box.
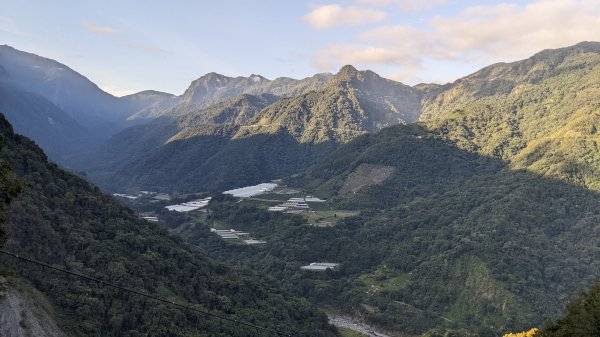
[249,74,266,82]
[196,72,230,83]
[123,90,175,98]
[337,64,358,75]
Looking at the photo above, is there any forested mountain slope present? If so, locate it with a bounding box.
[0,78,93,163]
[0,45,132,135]
[77,93,311,193]
[238,65,422,143]
[0,46,178,165]
[0,114,338,337]
[120,90,180,122]
[420,42,600,190]
[188,123,600,336]
[79,65,422,193]
[262,43,600,336]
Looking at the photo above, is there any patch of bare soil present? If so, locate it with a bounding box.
[340,164,396,195]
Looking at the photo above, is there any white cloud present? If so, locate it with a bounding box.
[431,0,600,61]
[356,0,448,12]
[303,4,387,29]
[314,43,425,83]
[312,0,600,82]
[84,22,120,35]
[316,44,412,67]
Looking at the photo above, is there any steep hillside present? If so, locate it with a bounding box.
[77,93,290,192]
[80,92,280,177]
[291,124,501,206]
[187,124,600,336]
[239,65,422,143]
[171,93,280,140]
[0,114,338,337]
[0,45,180,165]
[540,280,600,337]
[420,42,600,190]
[0,82,93,163]
[0,45,130,134]
[248,43,600,335]
[0,277,66,337]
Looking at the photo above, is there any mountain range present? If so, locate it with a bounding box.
[70,63,424,193]
[284,41,600,334]
[0,45,426,190]
[151,42,600,336]
[2,42,600,337]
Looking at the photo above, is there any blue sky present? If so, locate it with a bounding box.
[2,0,600,96]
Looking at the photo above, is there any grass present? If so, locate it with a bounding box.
[337,327,369,337]
[357,265,410,297]
[304,209,360,227]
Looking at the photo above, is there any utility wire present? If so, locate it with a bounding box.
[0,249,292,337]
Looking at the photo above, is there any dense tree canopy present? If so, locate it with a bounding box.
[0,114,338,337]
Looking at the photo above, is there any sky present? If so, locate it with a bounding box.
[2,0,600,96]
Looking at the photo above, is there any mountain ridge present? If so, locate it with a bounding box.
[76,64,424,193]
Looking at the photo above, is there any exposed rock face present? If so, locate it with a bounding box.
[0,277,66,337]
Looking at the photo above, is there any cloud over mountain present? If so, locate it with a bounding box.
[310,0,600,83]
[303,4,387,29]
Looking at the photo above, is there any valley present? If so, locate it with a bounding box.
[1,39,600,337]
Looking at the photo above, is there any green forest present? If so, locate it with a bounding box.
[160,123,600,336]
[0,114,338,337]
[109,43,600,337]
[2,42,600,337]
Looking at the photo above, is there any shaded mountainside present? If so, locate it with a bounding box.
[291,124,501,206]
[121,90,180,122]
[84,123,336,194]
[540,280,600,337]
[190,124,600,336]
[79,88,281,187]
[0,114,338,337]
[0,45,178,166]
[76,93,325,193]
[0,83,94,164]
[0,45,131,134]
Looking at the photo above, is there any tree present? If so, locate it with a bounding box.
[541,281,600,337]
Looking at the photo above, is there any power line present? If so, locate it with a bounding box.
[0,249,292,337]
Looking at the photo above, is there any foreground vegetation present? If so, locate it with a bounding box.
[0,114,338,337]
